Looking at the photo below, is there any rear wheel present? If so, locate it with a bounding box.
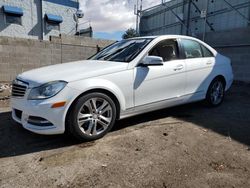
[205,78,225,107]
[68,92,117,141]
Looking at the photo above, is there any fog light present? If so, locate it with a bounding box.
[27,116,53,127]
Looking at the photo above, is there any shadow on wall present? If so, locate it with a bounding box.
[0,11,14,33]
[28,0,43,39]
[0,10,5,33]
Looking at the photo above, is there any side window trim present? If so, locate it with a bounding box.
[200,44,205,57]
[177,38,186,59]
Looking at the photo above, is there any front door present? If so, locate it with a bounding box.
[134,39,186,107]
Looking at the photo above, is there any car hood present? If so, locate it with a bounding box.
[17,60,128,87]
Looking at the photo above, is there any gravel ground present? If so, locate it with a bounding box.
[0,83,250,188]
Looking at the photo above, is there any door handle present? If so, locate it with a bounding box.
[174,64,184,71]
[206,60,213,65]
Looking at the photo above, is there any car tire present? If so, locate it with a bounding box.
[205,78,225,107]
[67,92,117,141]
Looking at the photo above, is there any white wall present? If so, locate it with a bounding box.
[0,0,78,40]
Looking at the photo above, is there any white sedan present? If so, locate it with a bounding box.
[11,35,233,141]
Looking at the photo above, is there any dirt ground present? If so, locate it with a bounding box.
[0,83,250,188]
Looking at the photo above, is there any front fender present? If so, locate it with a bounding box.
[67,78,126,111]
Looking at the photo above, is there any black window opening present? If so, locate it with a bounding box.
[149,39,179,62]
[2,5,23,25]
[45,13,63,31]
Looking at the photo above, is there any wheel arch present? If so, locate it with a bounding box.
[213,75,226,87]
[206,75,226,95]
[205,75,226,107]
[65,88,122,132]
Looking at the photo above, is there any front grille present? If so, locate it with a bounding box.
[12,80,28,97]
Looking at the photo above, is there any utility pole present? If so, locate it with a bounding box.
[134,0,142,35]
[135,0,139,33]
[39,0,43,40]
[186,0,191,35]
[202,0,209,41]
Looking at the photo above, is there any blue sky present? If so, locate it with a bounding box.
[79,0,161,40]
[93,31,124,41]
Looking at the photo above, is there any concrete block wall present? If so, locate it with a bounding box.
[0,35,114,82]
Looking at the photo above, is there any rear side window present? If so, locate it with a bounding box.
[181,39,203,59]
[200,44,214,57]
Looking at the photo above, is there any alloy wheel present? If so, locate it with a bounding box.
[77,97,113,136]
[210,80,224,105]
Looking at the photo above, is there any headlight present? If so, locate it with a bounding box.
[28,81,67,100]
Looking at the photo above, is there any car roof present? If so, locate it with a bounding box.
[127,35,200,41]
[126,34,216,56]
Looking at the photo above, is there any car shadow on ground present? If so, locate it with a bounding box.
[0,84,249,158]
[114,96,250,147]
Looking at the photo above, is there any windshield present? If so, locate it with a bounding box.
[89,38,152,63]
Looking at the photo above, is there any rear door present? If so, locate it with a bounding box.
[180,39,215,96]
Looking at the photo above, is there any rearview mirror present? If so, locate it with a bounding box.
[142,56,163,66]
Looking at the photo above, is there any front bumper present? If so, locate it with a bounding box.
[11,86,80,135]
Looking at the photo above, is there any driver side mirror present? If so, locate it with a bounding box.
[141,56,163,66]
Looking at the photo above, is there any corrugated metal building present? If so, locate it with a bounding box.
[139,0,250,82]
[140,0,250,37]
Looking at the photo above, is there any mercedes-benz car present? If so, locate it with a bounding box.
[11,35,233,141]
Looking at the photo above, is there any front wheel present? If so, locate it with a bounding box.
[205,78,225,107]
[67,92,117,141]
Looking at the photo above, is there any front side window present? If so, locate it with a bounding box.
[181,39,203,59]
[149,39,179,62]
[89,38,152,63]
